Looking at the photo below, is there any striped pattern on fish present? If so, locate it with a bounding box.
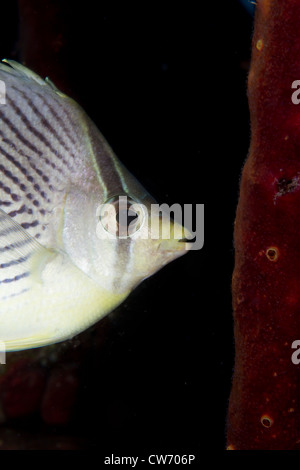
[0,62,119,241]
[0,60,189,351]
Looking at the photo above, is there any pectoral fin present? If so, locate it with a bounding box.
[0,208,54,301]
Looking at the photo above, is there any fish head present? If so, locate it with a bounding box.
[63,174,192,297]
[95,193,192,294]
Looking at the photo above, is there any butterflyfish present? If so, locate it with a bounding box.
[0,60,190,351]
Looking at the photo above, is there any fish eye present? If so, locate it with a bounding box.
[116,206,138,228]
[99,195,144,237]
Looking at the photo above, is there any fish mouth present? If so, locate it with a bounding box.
[154,218,194,253]
[178,237,194,243]
[158,236,194,253]
[164,222,194,251]
[178,237,194,251]
[176,225,195,250]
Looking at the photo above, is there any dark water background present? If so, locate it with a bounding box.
[0,0,253,456]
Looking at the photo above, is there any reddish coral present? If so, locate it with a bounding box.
[227,0,300,450]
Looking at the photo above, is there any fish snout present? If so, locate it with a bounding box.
[157,219,194,253]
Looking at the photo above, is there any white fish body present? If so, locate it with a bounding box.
[0,60,190,351]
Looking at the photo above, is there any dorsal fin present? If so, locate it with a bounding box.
[0,59,67,97]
